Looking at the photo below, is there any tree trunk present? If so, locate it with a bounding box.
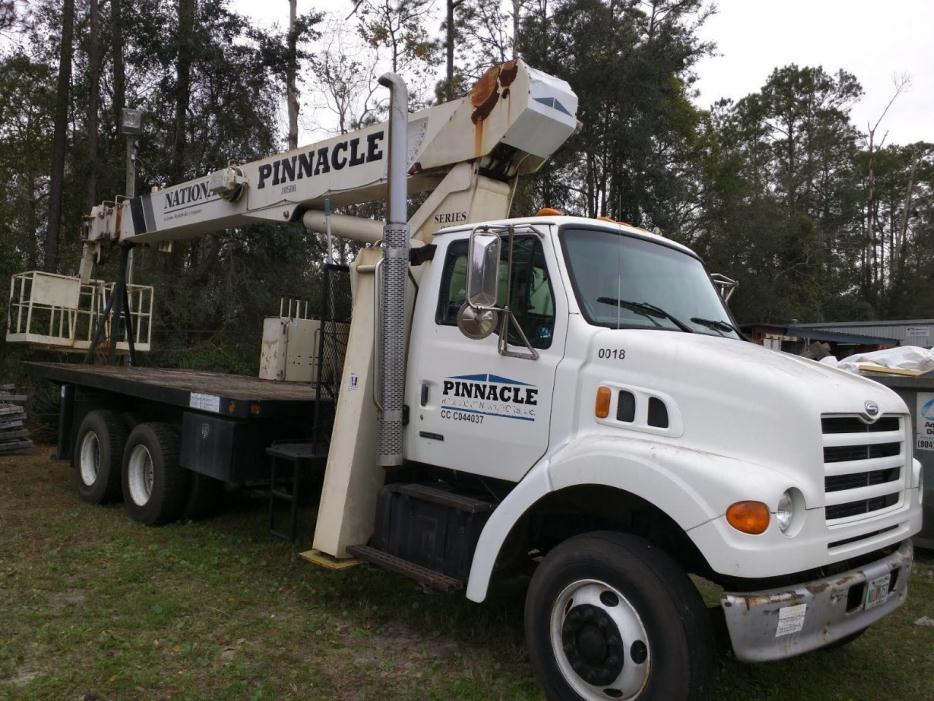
[896,154,919,278]
[172,0,196,182]
[445,0,456,100]
[286,0,299,150]
[46,0,76,273]
[111,0,125,135]
[27,173,40,269]
[864,131,876,296]
[87,0,101,208]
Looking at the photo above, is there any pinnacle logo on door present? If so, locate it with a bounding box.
[440,373,538,423]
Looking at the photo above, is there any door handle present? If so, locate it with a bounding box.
[420,382,429,407]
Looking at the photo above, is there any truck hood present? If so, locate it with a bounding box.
[583,327,909,506]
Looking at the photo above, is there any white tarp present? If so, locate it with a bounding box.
[818,345,934,374]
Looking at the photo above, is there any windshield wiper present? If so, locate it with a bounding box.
[690,317,738,335]
[597,298,694,333]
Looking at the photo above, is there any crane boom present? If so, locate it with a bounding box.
[85,61,577,253]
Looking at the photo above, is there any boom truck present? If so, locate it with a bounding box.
[7,60,924,701]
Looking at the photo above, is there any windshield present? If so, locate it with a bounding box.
[559,226,741,339]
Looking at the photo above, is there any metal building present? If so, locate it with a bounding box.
[791,320,934,348]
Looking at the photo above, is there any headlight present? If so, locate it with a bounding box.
[777,490,794,533]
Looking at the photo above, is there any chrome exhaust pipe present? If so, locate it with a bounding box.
[376,72,409,467]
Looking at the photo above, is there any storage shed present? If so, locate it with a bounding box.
[792,320,934,349]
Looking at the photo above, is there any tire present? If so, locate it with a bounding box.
[525,531,714,701]
[72,410,128,504]
[121,422,189,526]
[184,472,225,520]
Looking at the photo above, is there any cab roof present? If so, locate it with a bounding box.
[433,215,698,258]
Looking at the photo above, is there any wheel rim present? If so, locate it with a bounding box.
[78,431,101,486]
[550,579,651,700]
[127,444,155,506]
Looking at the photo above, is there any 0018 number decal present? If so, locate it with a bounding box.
[597,348,626,360]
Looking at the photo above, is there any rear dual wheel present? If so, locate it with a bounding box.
[73,410,127,504]
[121,422,224,524]
[122,422,189,525]
[72,414,222,525]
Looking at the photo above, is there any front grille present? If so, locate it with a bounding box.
[822,416,900,434]
[821,413,905,524]
[825,467,901,492]
[826,493,899,520]
[824,442,900,463]
[829,524,899,549]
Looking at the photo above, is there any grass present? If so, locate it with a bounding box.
[0,447,932,700]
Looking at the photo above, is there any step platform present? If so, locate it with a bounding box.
[267,441,328,542]
[347,544,464,592]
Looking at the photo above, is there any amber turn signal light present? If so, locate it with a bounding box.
[595,386,612,419]
[726,501,770,534]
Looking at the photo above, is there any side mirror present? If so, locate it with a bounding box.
[710,273,738,303]
[456,302,499,340]
[466,229,500,308]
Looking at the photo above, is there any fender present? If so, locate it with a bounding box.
[465,433,794,602]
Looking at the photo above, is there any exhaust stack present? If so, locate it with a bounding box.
[376,72,409,467]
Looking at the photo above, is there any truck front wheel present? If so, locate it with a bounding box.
[73,410,128,504]
[525,531,714,701]
[121,423,189,526]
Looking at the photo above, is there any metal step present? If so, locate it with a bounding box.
[393,483,493,513]
[347,545,464,592]
[266,442,329,462]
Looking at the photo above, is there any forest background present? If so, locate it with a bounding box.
[1,0,931,377]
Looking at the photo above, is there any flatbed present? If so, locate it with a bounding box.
[25,362,323,420]
[27,362,329,483]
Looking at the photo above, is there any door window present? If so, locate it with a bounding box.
[436,236,556,349]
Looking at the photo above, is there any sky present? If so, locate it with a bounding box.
[694,0,934,144]
[233,0,933,145]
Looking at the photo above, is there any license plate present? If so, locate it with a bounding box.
[865,573,891,610]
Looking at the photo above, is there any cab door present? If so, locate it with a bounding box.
[404,230,568,482]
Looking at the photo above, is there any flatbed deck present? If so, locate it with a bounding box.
[25,362,324,420]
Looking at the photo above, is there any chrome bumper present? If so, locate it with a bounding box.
[721,540,913,662]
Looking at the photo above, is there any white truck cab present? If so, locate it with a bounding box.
[392,214,923,699]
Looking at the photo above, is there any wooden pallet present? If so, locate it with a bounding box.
[858,363,923,377]
[0,401,31,455]
[0,440,32,455]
